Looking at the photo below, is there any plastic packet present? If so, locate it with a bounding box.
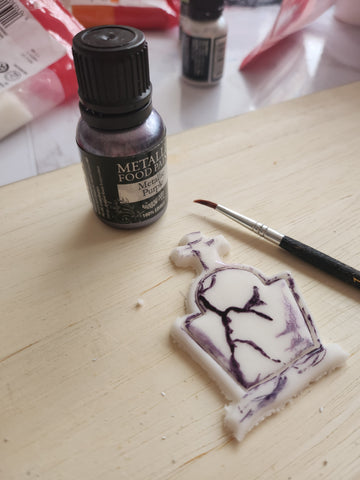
[70,0,180,30]
[240,0,335,69]
[225,1,281,5]
[0,0,83,140]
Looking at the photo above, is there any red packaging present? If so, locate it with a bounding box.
[70,0,180,30]
[240,0,335,69]
[0,0,83,139]
[20,0,83,96]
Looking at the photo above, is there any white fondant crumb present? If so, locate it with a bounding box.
[319,406,324,413]
[161,435,167,440]
[161,391,166,397]
[136,298,144,308]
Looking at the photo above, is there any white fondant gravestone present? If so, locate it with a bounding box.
[170,232,348,441]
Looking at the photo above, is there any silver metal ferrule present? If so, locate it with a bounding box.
[216,204,284,245]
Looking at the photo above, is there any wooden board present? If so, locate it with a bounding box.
[1,82,359,480]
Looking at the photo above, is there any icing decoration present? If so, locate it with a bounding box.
[170,232,348,441]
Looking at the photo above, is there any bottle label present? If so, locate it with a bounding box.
[0,0,65,93]
[182,33,226,83]
[79,137,168,226]
[212,35,226,82]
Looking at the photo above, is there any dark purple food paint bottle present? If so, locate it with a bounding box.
[72,26,168,229]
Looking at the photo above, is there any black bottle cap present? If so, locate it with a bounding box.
[188,0,224,21]
[72,25,152,130]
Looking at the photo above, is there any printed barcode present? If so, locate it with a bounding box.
[0,0,24,29]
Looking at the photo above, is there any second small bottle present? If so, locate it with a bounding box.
[181,0,227,86]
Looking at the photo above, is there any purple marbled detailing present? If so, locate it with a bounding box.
[184,267,319,390]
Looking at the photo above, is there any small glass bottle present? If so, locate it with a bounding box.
[72,26,168,229]
[181,0,227,86]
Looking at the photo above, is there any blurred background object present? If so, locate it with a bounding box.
[225,0,281,5]
[70,0,180,29]
[334,0,360,26]
[1,2,360,186]
[0,0,82,140]
[181,0,228,85]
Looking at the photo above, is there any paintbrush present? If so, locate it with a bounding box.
[194,199,360,289]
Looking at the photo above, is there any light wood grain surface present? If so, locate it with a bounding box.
[1,82,359,480]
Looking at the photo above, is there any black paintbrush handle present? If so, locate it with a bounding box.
[280,235,360,289]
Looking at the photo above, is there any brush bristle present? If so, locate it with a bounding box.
[194,199,217,209]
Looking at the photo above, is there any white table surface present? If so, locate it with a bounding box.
[1,5,360,186]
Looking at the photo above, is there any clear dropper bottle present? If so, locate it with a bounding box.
[72,26,168,229]
[181,0,227,86]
